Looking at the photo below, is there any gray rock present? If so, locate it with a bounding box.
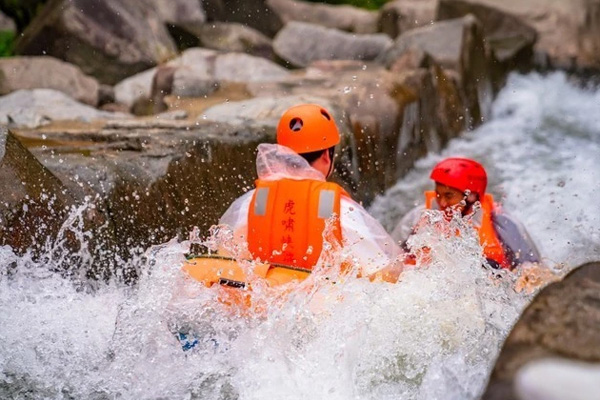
[378,0,437,39]
[482,262,600,400]
[0,89,128,129]
[0,126,74,254]
[380,15,493,127]
[267,0,379,34]
[200,0,283,37]
[171,65,219,97]
[201,94,341,128]
[0,56,101,106]
[214,53,290,82]
[193,22,275,60]
[437,0,537,66]
[273,21,393,67]
[437,0,600,71]
[114,68,158,108]
[15,0,178,85]
[141,0,206,26]
[167,47,219,70]
[24,120,272,259]
[0,9,16,32]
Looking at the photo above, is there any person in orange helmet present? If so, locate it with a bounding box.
[219,103,403,281]
[392,157,541,270]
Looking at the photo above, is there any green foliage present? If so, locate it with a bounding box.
[304,0,390,10]
[0,30,15,57]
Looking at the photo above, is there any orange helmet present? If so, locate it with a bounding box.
[276,104,340,153]
[430,157,487,199]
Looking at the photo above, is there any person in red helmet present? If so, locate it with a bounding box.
[219,103,403,282]
[392,157,540,270]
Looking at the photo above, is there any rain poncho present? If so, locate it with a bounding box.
[391,201,541,268]
[220,144,402,275]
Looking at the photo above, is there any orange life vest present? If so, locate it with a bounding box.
[424,191,510,269]
[248,178,347,270]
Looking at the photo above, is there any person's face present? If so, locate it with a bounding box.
[434,183,466,212]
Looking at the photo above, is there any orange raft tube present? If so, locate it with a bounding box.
[181,255,314,309]
[182,254,312,289]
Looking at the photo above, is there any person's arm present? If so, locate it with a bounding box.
[339,197,403,280]
[391,205,425,250]
[492,211,542,267]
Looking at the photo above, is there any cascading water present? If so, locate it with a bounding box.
[1,72,598,399]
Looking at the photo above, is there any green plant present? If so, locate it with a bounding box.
[0,30,15,57]
[304,0,390,10]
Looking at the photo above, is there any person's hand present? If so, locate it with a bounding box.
[368,258,404,283]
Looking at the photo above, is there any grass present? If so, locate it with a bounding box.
[0,30,15,57]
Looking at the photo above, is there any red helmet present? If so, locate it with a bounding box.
[430,157,487,199]
[277,104,340,154]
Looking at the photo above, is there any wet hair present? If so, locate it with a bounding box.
[299,146,335,164]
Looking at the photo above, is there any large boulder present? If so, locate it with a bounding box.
[273,21,393,68]
[141,0,205,26]
[0,56,101,106]
[0,89,128,129]
[436,0,600,72]
[238,60,465,202]
[20,120,272,257]
[213,52,290,82]
[378,0,437,38]
[192,23,275,60]
[0,126,73,254]
[202,94,343,131]
[437,0,537,64]
[201,0,283,37]
[120,48,290,113]
[482,262,600,400]
[15,0,178,85]
[380,15,493,128]
[267,0,379,34]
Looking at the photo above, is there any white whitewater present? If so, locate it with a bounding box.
[1,72,598,399]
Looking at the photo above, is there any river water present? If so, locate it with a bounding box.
[1,72,599,400]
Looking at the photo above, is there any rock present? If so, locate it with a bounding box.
[145,48,290,114]
[436,0,600,72]
[155,110,188,120]
[240,60,465,203]
[20,120,273,259]
[437,0,537,85]
[378,0,437,39]
[273,21,393,68]
[201,94,342,129]
[0,89,128,129]
[200,0,283,37]
[267,0,379,34]
[380,15,493,128]
[0,126,73,254]
[481,262,600,400]
[15,0,177,85]
[213,53,290,82]
[141,0,205,26]
[190,22,275,60]
[170,65,219,98]
[0,9,16,32]
[0,56,101,106]
[514,358,600,400]
[114,68,158,109]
